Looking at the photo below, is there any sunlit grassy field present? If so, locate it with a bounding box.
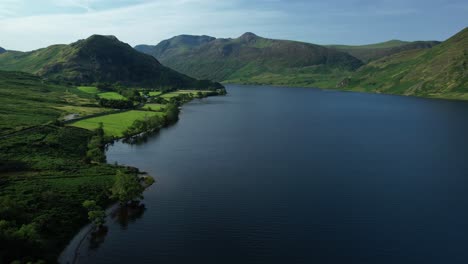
[161,91,195,99]
[97,92,127,100]
[70,110,164,137]
[142,103,165,111]
[77,86,99,94]
[149,91,162,96]
[161,92,182,99]
[140,91,162,97]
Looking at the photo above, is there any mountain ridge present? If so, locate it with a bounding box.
[327,40,441,62]
[0,35,222,89]
[328,39,411,50]
[135,32,364,88]
[135,29,467,98]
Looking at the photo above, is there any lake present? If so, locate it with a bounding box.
[63,85,468,263]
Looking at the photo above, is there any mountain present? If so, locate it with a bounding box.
[135,32,364,88]
[328,40,411,51]
[0,47,5,54]
[341,27,468,99]
[328,40,441,62]
[0,35,222,89]
[135,34,216,60]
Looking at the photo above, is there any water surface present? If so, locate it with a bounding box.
[69,85,468,263]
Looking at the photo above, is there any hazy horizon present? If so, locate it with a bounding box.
[0,0,467,51]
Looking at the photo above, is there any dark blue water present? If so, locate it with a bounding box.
[71,85,468,263]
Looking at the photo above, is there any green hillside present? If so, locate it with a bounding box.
[0,35,222,90]
[135,32,364,88]
[341,27,468,99]
[328,40,440,62]
[0,71,103,135]
[328,40,410,50]
[135,34,215,60]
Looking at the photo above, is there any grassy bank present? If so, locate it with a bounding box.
[223,68,351,89]
[70,87,224,138]
[71,110,165,137]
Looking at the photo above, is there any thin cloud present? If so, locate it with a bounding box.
[0,0,24,18]
[0,0,286,51]
[52,0,95,12]
[0,0,465,51]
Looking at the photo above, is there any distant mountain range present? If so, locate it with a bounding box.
[0,35,222,89]
[340,27,468,99]
[0,28,466,99]
[135,32,364,88]
[327,40,441,63]
[136,28,467,98]
[0,47,6,54]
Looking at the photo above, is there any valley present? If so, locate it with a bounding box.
[0,18,466,263]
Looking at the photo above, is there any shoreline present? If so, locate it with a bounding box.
[224,83,468,103]
[58,203,120,264]
[58,172,153,264]
[57,93,225,264]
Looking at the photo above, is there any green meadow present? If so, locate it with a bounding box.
[70,110,165,137]
[161,93,181,99]
[161,90,203,99]
[140,91,162,96]
[142,103,165,111]
[149,91,162,96]
[97,92,127,100]
[77,86,100,94]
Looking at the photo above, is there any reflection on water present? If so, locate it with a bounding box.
[89,226,108,250]
[121,131,162,145]
[59,202,147,264]
[112,202,147,230]
[88,202,147,250]
[90,202,147,246]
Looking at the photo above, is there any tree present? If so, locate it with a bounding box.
[122,115,164,138]
[99,98,134,109]
[82,200,106,227]
[110,170,144,204]
[15,223,39,241]
[86,147,106,163]
[96,122,104,137]
[164,104,180,124]
[86,124,106,163]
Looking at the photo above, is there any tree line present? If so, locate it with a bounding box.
[122,104,179,139]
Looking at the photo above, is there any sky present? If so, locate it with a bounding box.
[0,0,466,51]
